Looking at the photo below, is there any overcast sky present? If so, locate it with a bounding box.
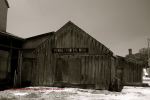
[7,0,150,56]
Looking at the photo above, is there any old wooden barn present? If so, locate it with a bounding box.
[21,21,118,90]
[0,0,146,91]
[0,0,121,90]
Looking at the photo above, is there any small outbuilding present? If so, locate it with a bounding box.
[122,49,146,86]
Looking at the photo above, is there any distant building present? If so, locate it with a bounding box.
[124,49,147,86]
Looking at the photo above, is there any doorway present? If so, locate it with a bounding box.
[68,58,81,84]
[55,58,69,83]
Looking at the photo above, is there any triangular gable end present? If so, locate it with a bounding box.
[55,21,113,54]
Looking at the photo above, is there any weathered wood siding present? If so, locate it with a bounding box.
[95,56,111,90]
[116,57,125,84]
[123,62,143,85]
[26,22,115,90]
[54,22,112,55]
[23,34,51,49]
[21,33,54,85]
[31,38,55,86]
[110,57,116,84]
[116,57,143,85]
[0,0,8,32]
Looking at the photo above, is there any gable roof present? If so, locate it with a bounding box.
[23,32,54,49]
[55,21,113,54]
[25,32,55,40]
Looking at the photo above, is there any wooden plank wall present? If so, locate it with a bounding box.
[31,37,56,86]
[116,57,125,84]
[94,56,111,90]
[30,46,113,89]
[30,52,112,90]
[53,23,113,89]
[123,62,143,84]
[23,35,50,49]
[54,23,112,55]
[110,57,116,84]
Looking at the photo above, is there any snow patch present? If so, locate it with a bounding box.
[1,85,150,100]
[13,92,28,96]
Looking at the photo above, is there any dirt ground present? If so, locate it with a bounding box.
[0,77,150,100]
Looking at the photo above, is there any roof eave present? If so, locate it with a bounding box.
[0,31,25,41]
[25,32,55,40]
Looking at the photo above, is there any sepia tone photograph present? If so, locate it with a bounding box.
[0,0,150,99]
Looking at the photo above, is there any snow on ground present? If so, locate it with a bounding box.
[0,86,150,100]
[0,78,150,100]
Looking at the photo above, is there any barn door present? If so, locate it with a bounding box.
[68,58,81,84]
[55,58,69,83]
